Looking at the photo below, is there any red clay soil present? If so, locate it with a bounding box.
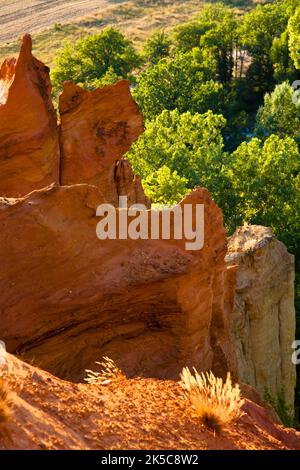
[1,354,299,450]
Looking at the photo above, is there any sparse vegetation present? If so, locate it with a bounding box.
[180,368,244,433]
[85,357,126,385]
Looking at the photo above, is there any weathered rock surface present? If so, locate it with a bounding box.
[0,35,60,197]
[114,158,150,208]
[0,36,147,207]
[59,80,144,206]
[1,36,296,425]
[0,186,236,382]
[226,225,296,412]
[1,353,299,450]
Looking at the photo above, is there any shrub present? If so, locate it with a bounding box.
[180,368,244,433]
[84,357,125,385]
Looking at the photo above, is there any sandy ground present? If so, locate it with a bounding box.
[0,0,120,42]
[0,354,300,450]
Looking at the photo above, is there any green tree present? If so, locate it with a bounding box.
[174,3,238,83]
[133,49,223,121]
[84,67,123,89]
[288,8,300,70]
[143,30,171,64]
[143,166,189,205]
[271,30,298,83]
[255,82,300,138]
[51,28,140,90]
[127,109,227,203]
[223,135,300,251]
[239,2,289,100]
[174,20,210,53]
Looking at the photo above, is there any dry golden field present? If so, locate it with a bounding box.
[0,0,113,42]
[0,0,255,67]
[0,0,216,66]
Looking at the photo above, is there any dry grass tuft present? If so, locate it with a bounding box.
[180,368,244,433]
[85,356,126,385]
[0,376,11,425]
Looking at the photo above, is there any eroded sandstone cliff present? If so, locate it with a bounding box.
[0,36,296,418]
[0,35,147,206]
[0,185,237,381]
[0,36,236,383]
[59,80,148,206]
[0,35,60,197]
[227,225,296,412]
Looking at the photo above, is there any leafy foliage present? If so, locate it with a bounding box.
[127,109,226,203]
[174,3,238,83]
[51,28,140,91]
[289,7,300,70]
[255,82,300,139]
[222,135,300,252]
[239,2,289,99]
[271,30,298,83]
[143,30,171,64]
[143,166,189,206]
[133,50,223,120]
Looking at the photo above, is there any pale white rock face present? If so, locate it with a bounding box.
[226,225,296,412]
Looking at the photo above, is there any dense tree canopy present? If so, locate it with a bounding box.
[223,135,300,249]
[127,109,227,201]
[271,30,298,83]
[133,50,223,120]
[238,2,289,98]
[51,28,140,90]
[143,166,189,206]
[128,110,300,256]
[174,4,237,83]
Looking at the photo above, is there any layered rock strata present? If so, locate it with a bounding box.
[0,186,237,381]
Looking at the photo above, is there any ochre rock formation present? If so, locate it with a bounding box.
[59,80,145,206]
[0,36,237,383]
[0,35,60,197]
[114,158,150,208]
[0,186,237,382]
[1,353,300,450]
[0,35,146,206]
[1,36,296,422]
[227,225,296,412]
